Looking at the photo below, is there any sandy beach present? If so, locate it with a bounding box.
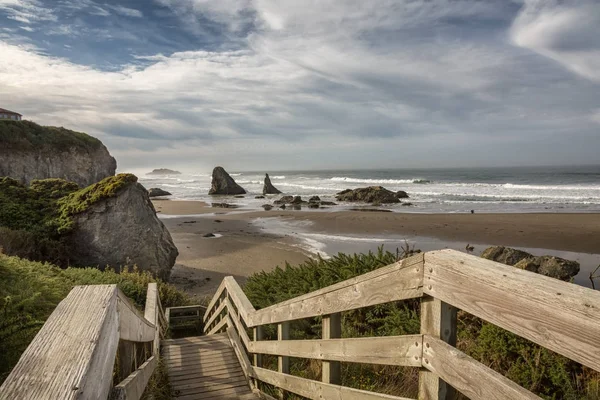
[154,200,600,298]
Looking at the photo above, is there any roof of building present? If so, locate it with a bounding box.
[0,108,22,116]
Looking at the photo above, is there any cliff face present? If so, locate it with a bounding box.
[0,120,116,187]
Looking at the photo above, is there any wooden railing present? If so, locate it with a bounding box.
[0,283,165,400]
[203,249,600,400]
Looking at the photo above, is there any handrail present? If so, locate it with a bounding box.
[0,283,165,400]
[203,249,600,400]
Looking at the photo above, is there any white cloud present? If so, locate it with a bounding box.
[0,0,57,23]
[0,0,599,169]
[511,0,600,82]
[105,4,142,18]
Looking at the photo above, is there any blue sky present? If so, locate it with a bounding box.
[0,0,599,172]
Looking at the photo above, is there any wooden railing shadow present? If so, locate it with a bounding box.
[203,249,600,400]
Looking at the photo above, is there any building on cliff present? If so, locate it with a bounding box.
[0,108,22,121]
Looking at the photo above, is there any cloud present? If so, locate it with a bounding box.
[0,0,599,170]
[511,0,600,82]
[105,4,142,18]
[0,0,57,24]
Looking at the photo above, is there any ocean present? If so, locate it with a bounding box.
[138,165,600,213]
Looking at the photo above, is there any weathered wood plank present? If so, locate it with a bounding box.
[117,290,156,343]
[322,313,341,385]
[249,254,424,326]
[250,335,422,367]
[227,325,257,380]
[418,296,456,400]
[224,276,256,324]
[144,283,160,355]
[253,367,416,400]
[204,279,229,322]
[227,298,252,349]
[423,336,541,400]
[208,315,229,335]
[110,356,157,400]
[0,285,120,400]
[169,370,244,383]
[424,249,600,372]
[167,362,243,377]
[277,322,290,399]
[205,296,229,331]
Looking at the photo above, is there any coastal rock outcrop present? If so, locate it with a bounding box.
[148,188,172,197]
[147,168,181,175]
[208,166,246,195]
[336,186,400,204]
[0,120,116,187]
[396,190,409,199]
[481,246,580,281]
[263,173,282,195]
[513,256,580,281]
[481,246,532,266]
[66,174,178,279]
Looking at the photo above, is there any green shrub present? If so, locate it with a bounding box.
[0,120,102,151]
[0,174,137,263]
[0,254,189,383]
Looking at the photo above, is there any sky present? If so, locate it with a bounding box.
[0,0,599,172]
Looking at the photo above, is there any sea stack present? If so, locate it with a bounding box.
[208,166,246,195]
[263,173,282,195]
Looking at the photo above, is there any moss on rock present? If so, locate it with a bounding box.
[56,174,138,234]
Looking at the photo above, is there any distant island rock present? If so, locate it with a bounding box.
[67,174,178,279]
[0,120,116,187]
[336,186,400,204]
[208,166,246,195]
[147,168,181,175]
[263,173,282,195]
[148,188,172,197]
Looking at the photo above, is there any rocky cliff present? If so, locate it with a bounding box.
[61,174,178,279]
[0,120,116,187]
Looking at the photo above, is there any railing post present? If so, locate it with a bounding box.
[322,313,341,384]
[418,296,457,400]
[277,322,290,399]
[253,326,264,389]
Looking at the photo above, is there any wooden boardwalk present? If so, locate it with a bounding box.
[162,332,257,400]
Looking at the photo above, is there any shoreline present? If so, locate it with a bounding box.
[154,200,600,254]
[154,200,600,297]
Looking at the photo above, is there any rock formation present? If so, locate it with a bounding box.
[481,246,532,266]
[513,256,580,281]
[65,174,178,279]
[263,173,282,195]
[481,246,580,281]
[0,120,116,187]
[336,186,400,204]
[147,168,181,175]
[396,190,409,199]
[148,188,172,197]
[208,166,246,195]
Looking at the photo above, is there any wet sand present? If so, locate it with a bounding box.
[155,200,600,298]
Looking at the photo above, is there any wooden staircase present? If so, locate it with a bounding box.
[162,333,258,400]
[3,250,600,400]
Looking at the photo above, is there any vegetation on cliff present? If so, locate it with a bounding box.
[0,120,103,151]
[0,174,138,263]
[0,253,189,384]
[56,173,138,233]
[243,248,600,400]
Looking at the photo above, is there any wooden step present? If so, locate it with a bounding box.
[163,334,255,399]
